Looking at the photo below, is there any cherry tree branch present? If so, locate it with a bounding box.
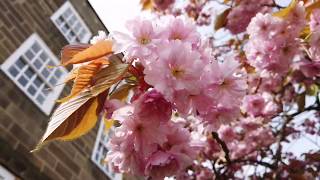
[212,132,231,164]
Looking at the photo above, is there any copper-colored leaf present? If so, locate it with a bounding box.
[306,1,320,19]
[214,9,230,31]
[109,83,135,101]
[60,44,91,65]
[140,0,153,10]
[32,90,108,151]
[32,91,92,151]
[62,40,113,66]
[58,58,109,103]
[91,59,129,96]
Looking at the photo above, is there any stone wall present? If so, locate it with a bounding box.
[0,0,110,179]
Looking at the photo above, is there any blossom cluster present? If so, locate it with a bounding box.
[113,15,249,131]
[226,0,273,34]
[245,3,306,75]
[105,15,252,178]
[90,1,320,179]
[106,90,198,179]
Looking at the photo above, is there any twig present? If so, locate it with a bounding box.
[212,132,231,164]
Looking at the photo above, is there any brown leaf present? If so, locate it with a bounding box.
[32,91,93,151]
[62,40,113,66]
[140,0,153,10]
[32,90,108,151]
[109,83,135,101]
[91,59,129,96]
[60,44,91,65]
[306,1,320,19]
[58,58,109,103]
[214,9,230,31]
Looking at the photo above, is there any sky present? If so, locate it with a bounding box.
[88,0,142,32]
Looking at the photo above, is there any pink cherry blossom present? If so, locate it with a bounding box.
[161,16,200,45]
[112,17,159,62]
[309,32,320,61]
[245,6,305,74]
[310,9,320,32]
[103,99,125,119]
[242,95,265,117]
[144,41,204,100]
[153,0,175,11]
[145,151,179,179]
[298,60,320,78]
[205,58,247,107]
[226,0,272,34]
[133,89,172,123]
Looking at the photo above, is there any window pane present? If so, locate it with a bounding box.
[79,29,87,39]
[25,67,35,79]
[36,94,45,104]
[41,68,50,77]
[54,69,62,78]
[63,8,72,18]
[25,50,34,60]
[74,23,81,33]
[9,66,19,77]
[33,59,42,69]
[49,77,57,85]
[31,42,41,53]
[39,52,48,62]
[61,24,69,33]
[18,76,28,86]
[16,57,26,69]
[42,86,50,96]
[48,60,56,66]
[33,77,43,87]
[68,15,76,26]
[56,16,65,25]
[27,85,36,96]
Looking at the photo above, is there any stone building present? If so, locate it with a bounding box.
[0,0,121,179]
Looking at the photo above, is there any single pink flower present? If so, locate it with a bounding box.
[144,41,204,100]
[112,17,159,62]
[145,151,179,179]
[242,95,265,117]
[134,89,172,123]
[161,16,200,45]
[205,58,247,108]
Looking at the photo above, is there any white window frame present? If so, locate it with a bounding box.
[91,120,122,180]
[51,1,92,43]
[1,33,67,115]
[0,165,15,180]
